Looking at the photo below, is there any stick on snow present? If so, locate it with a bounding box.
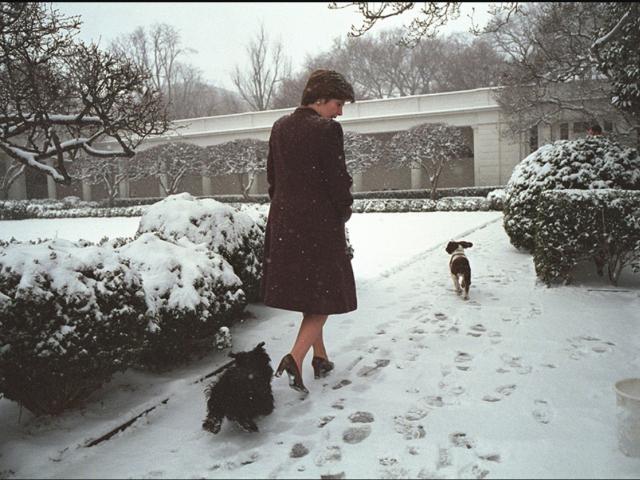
[84,359,236,448]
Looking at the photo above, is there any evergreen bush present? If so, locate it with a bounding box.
[136,193,265,302]
[117,233,246,369]
[0,239,146,415]
[533,189,640,285]
[503,136,640,251]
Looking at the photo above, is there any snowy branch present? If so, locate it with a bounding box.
[0,4,169,185]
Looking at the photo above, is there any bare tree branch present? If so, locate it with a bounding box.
[232,24,290,111]
[0,3,169,185]
[203,138,267,198]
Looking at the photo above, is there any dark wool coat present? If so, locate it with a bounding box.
[261,107,357,315]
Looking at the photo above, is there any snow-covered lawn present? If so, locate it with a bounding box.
[1,211,639,479]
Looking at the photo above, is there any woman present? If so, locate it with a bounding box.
[261,69,358,394]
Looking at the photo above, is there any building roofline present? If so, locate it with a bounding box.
[170,86,503,125]
[139,104,501,144]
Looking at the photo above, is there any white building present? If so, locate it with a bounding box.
[3,86,604,200]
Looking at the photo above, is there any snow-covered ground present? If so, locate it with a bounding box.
[1,210,639,479]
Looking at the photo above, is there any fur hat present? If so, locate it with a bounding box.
[301,69,355,106]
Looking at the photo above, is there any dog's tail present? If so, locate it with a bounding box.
[459,272,471,288]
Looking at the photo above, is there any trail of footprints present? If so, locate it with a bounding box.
[270,278,576,478]
[289,401,498,480]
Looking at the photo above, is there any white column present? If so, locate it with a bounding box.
[472,125,483,187]
[81,181,92,201]
[410,166,423,189]
[352,172,364,192]
[46,160,57,199]
[249,172,260,195]
[539,124,553,147]
[202,176,213,196]
[159,160,168,197]
[474,123,501,186]
[7,168,27,200]
[118,158,129,198]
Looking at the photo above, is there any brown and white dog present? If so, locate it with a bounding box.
[446,240,473,300]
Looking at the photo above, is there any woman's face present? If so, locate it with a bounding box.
[312,98,345,119]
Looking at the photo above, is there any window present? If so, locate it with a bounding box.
[529,126,538,153]
[560,123,569,140]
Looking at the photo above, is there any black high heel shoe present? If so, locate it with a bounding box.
[312,356,334,379]
[275,354,309,394]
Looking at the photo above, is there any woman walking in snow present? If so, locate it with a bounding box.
[261,69,358,394]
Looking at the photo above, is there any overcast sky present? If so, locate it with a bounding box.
[53,2,492,91]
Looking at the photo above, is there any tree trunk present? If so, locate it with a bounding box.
[238,173,249,199]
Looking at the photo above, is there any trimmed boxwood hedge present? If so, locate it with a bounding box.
[116,233,247,369]
[504,136,640,252]
[0,186,504,220]
[533,189,640,285]
[0,239,147,415]
[136,194,266,302]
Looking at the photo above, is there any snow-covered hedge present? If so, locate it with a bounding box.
[117,233,246,368]
[352,196,492,213]
[0,187,505,220]
[137,193,265,302]
[0,200,145,220]
[533,189,640,286]
[0,232,251,412]
[352,186,501,200]
[503,136,640,251]
[487,189,506,210]
[0,239,147,415]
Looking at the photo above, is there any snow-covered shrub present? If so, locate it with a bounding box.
[0,239,146,415]
[435,196,491,211]
[62,196,82,207]
[352,186,502,200]
[117,233,246,368]
[355,199,436,213]
[137,193,265,302]
[0,200,43,220]
[352,197,493,213]
[0,199,141,220]
[533,189,640,286]
[503,136,640,251]
[487,189,506,210]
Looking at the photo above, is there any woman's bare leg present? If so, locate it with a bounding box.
[290,313,328,369]
[312,327,328,360]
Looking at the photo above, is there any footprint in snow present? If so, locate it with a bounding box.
[356,359,390,377]
[332,379,351,390]
[455,351,473,371]
[393,415,427,440]
[348,411,375,423]
[318,416,335,428]
[532,399,553,424]
[467,323,487,337]
[320,473,345,480]
[482,384,516,402]
[342,425,371,444]
[314,445,342,467]
[450,431,475,449]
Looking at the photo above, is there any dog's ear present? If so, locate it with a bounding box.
[254,341,265,351]
[445,241,458,254]
[460,241,473,249]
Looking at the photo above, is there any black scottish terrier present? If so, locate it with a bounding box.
[202,341,274,434]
